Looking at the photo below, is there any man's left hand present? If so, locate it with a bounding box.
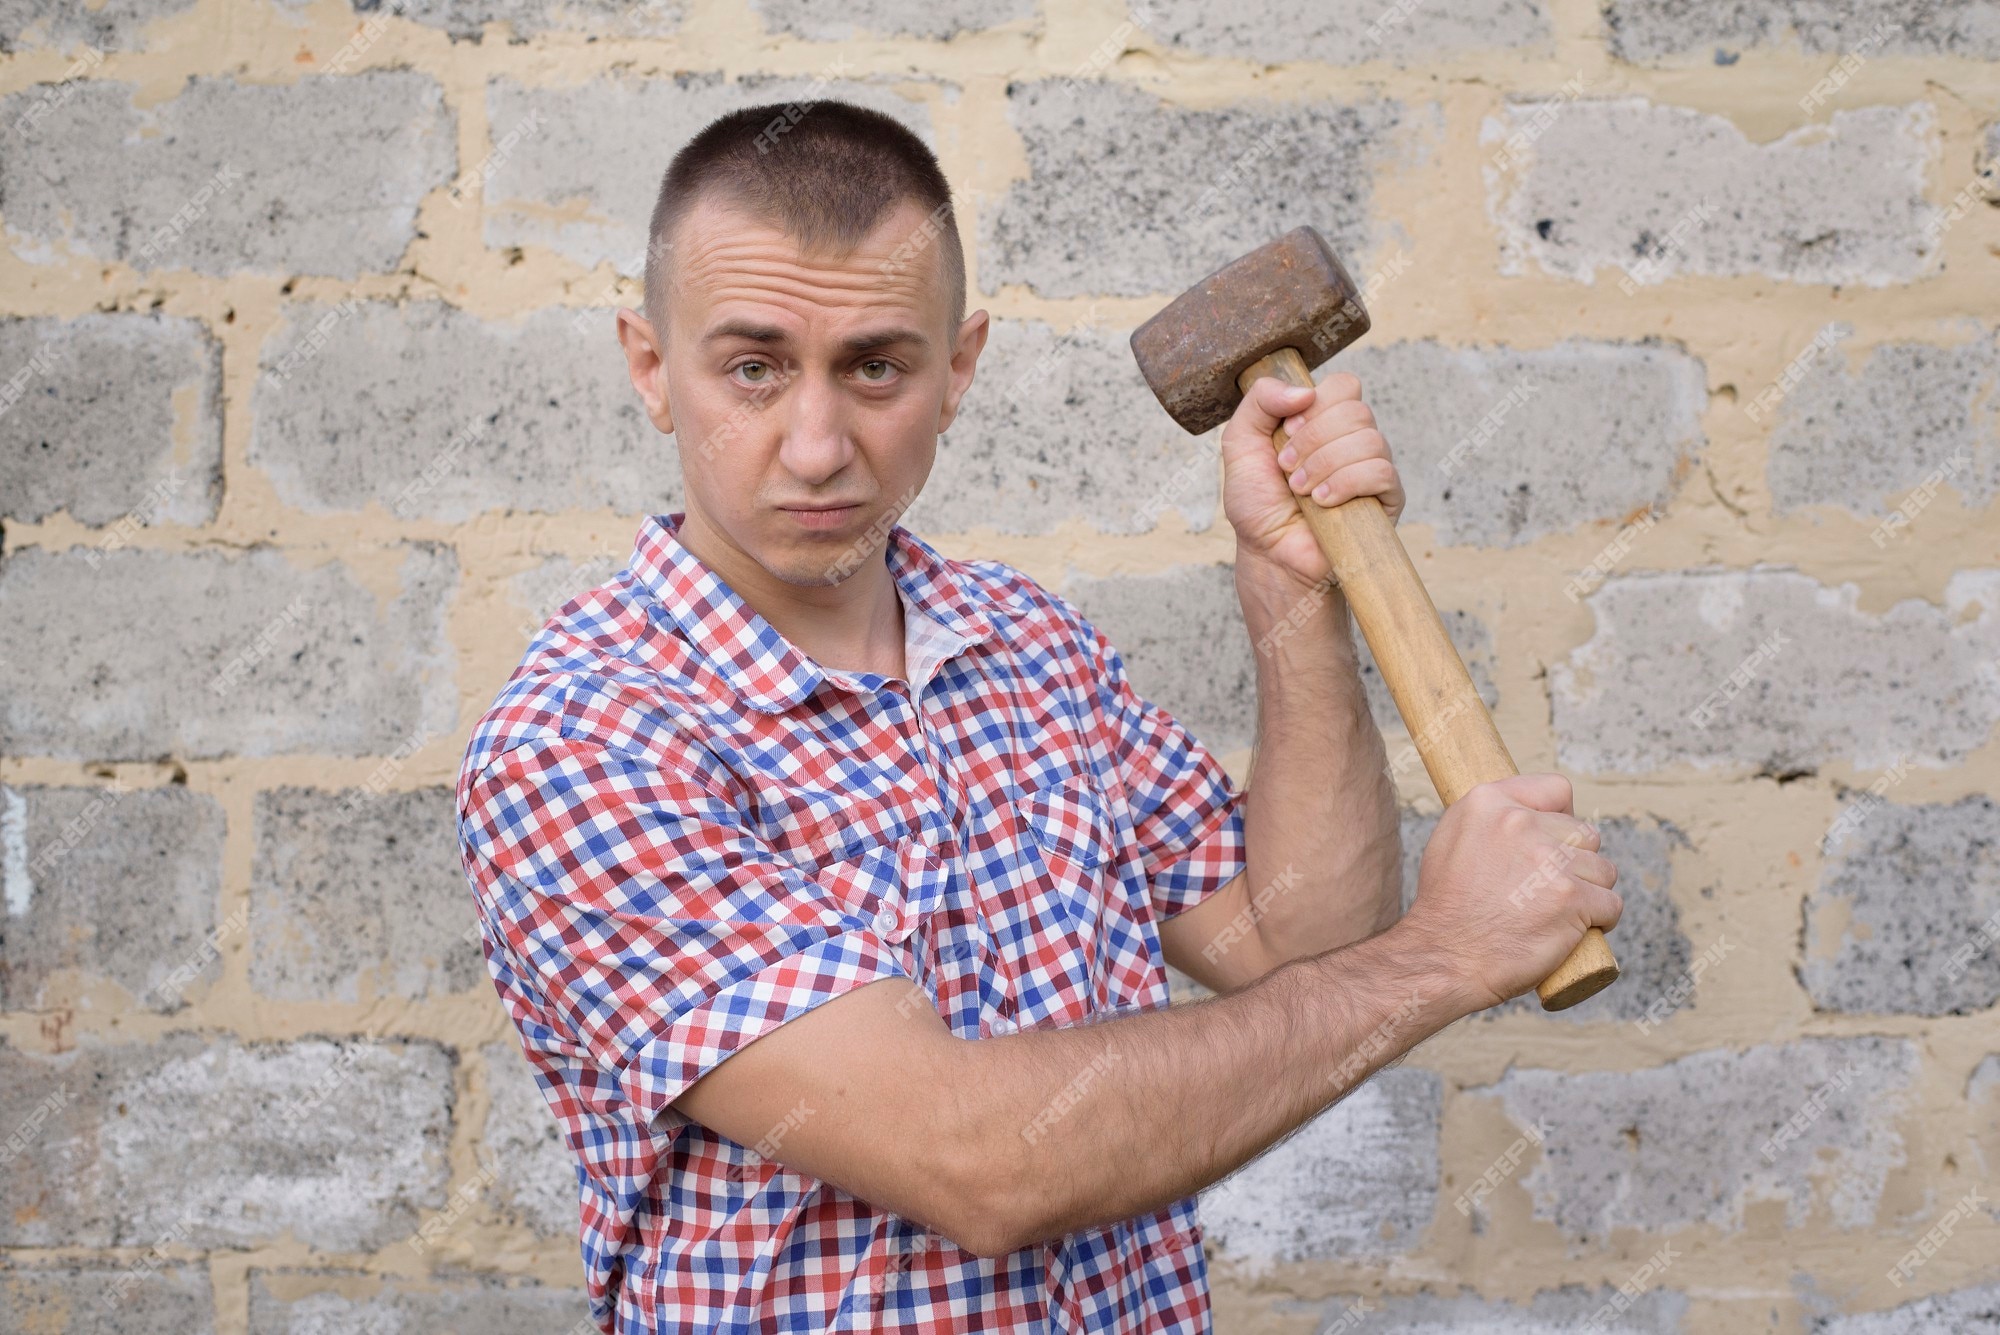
[1219,372,1405,588]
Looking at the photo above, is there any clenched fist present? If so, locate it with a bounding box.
[1397,774,1623,1013]
[1220,371,1405,589]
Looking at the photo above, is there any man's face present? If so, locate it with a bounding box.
[618,195,987,588]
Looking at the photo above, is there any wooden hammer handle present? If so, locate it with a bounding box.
[1243,348,1618,1012]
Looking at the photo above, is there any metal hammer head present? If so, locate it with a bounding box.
[1131,226,1371,435]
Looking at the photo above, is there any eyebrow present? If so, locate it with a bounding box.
[701,319,932,354]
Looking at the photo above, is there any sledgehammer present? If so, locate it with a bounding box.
[1131,226,1619,1011]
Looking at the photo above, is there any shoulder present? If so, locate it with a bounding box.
[458,570,724,803]
[951,555,1109,668]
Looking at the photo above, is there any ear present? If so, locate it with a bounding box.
[935,308,990,436]
[616,307,675,437]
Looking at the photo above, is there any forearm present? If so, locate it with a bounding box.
[1234,556,1402,959]
[950,924,1467,1254]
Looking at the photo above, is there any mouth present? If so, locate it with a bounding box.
[778,501,862,530]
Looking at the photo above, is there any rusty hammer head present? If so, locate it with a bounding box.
[1131,226,1370,435]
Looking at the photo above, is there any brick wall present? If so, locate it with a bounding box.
[2,0,1997,1330]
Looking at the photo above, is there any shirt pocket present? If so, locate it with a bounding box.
[813,834,953,987]
[1005,772,1124,1025]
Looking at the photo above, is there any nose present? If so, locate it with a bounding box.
[775,368,854,488]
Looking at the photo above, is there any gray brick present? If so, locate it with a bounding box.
[1483,1036,1919,1238]
[1334,338,1706,546]
[248,1270,589,1332]
[0,0,197,53]
[0,73,454,278]
[250,300,668,520]
[0,313,221,527]
[1137,0,1551,64]
[1488,99,1937,287]
[1199,1068,1440,1265]
[0,1034,454,1249]
[1062,563,1499,761]
[906,317,1224,537]
[482,74,934,275]
[0,1262,214,1333]
[1604,0,2000,62]
[370,0,682,41]
[1289,1286,1688,1333]
[1768,329,2000,515]
[477,1041,581,1237]
[1552,569,2000,774]
[0,544,457,761]
[1061,564,1255,757]
[1397,811,1697,1024]
[982,82,1414,299]
[1810,1282,2000,1333]
[510,553,627,641]
[1803,795,2000,1016]
[252,787,483,1003]
[0,783,225,1012]
[752,0,1032,38]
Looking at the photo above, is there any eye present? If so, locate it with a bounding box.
[857,359,895,382]
[735,360,772,384]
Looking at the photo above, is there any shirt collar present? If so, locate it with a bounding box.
[629,511,997,714]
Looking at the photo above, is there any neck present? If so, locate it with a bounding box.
[675,508,907,682]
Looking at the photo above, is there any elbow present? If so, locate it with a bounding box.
[922,1082,1049,1260]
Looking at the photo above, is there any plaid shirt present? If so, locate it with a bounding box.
[457,511,1248,1333]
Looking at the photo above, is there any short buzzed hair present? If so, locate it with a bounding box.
[643,100,966,340]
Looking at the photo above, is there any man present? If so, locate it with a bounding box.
[456,100,1621,1333]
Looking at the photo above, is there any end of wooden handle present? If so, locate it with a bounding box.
[1536,928,1619,1011]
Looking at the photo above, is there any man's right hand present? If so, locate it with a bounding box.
[1396,773,1623,1014]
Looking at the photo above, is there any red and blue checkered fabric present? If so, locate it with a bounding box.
[457,511,1247,1333]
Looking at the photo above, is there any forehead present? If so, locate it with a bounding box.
[669,195,948,334]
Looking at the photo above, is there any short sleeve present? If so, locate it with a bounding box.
[1080,620,1248,922]
[459,735,910,1125]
